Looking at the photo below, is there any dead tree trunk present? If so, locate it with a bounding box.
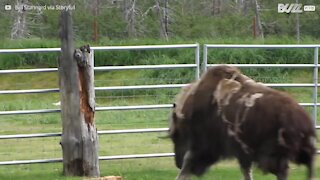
[163,0,169,40]
[11,0,28,39]
[295,0,300,43]
[242,0,250,16]
[212,0,221,16]
[59,10,100,177]
[92,0,99,41]
[156,0,169,40]
[253,0,264,39]
[125,0,137,38]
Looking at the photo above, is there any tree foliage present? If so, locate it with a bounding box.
[0,0,319,41]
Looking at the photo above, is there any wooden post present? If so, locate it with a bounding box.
[59,10,100,177]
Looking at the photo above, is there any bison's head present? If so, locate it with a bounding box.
[206,65,240,80]
[206,65,252,85]
[207,65,257,106]
[169,83,195,169]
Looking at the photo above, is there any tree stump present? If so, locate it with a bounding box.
[59,10,100,177]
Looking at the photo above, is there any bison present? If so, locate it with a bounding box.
[169,65,316,180]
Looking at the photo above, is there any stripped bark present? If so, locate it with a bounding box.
[59,11,100,177]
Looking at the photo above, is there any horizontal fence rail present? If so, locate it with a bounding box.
[0,63,314,74]
[5,123,320,140]
[0,102,319,116]
[4,44,318,54]
[94,64,197,71]
[0,109,60,115]
[0,153,175,166]
[95,84,187,91]
[0,88,59,94]
[0,128,169,140]
[0,104,174,115]
[0,68,58,74]
[91,44,198,50]
[0,132,61,139]
[0,64,195,74]
[0,44,198,54]
[205,44,320,48]
[0,48,61,53]
[0,84,188,94]
[0,158,62,165]
[99,153,175,161]
[95,104,173,111]
[1,83,320,95]
[7,150,320,166]
[207,64,317,68]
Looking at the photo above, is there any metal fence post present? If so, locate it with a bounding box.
[313,47,318,127]
[92,49,95,76]
[195,43,200,79]
[203,44,208,72]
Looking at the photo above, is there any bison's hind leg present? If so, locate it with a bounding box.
[275,158,289,180]
[256,156,289,180]
[176,151,193,180]
[239,163,253,180]
[294,135,316,180]
[296,147,315,180]
[237,155,253,180]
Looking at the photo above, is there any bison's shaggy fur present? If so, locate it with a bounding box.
[169,65,316,180]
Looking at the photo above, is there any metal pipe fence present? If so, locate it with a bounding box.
[1,83,320,95]
[0,153,176,166]
[0,102,319,116]
[0,128,169,140]
[0,44,199,165]
[0,64,197,74]
[0,44,319,166]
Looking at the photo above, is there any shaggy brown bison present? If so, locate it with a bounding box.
[169,65,316,180]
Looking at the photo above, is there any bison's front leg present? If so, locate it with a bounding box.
[276,158,289,180]
[240,166,253,180]
[175,151,193,180]
[237,153,253,180]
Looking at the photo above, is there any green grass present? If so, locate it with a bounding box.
[0,158,320,180]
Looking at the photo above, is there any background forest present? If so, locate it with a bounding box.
[0,0,319,43]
